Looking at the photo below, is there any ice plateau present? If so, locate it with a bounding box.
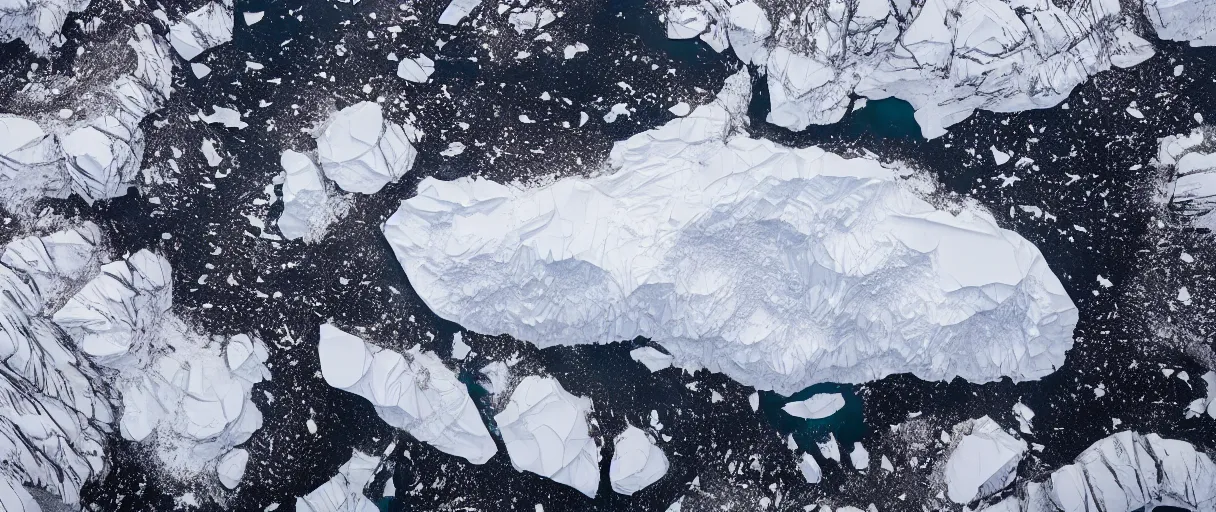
[315,102,418,195]
[384,75,1077,395]
[660,0,1216,137]
[494,375,600,497]
[609,426,669,495]
[317,324,497,464]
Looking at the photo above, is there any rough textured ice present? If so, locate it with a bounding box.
[944,416,1026,504]
[982,431,1216,511]
[315,102,418,194]
[1145,0,1216,46]
[278,150,349,243]
[169,0,234,61]
[317,324,497,464]
[0,0,90,56]
[494,375,600,497]
[609,426,669,495]
[384,84,1077,394]
[53,251,269,479]
[296,450,380,512]
[630,347,674,372]
[664,0,1162,138]
[1156,127,1216,230]
[0,225,111,509]
[783,393,846,419]
[0,24,173,210]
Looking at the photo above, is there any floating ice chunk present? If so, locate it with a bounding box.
[243,11,264,25]
[0,0,91,55]
[666,4,709,39]
[725,1,770,65]
[200,106,247,129]
[850,442,869,470]
[610,426,669,495]
[384,92,1077,394]
[217,448,250,489]
[318,324,497,464]
[1156,127,1216,230]
[438,0,482,25]
[192,62,212,78]
[494,376,600,496]
[563,42,588,59]
[668,102,691,116]
[1185,371,1216,420]
[451,332,471,360]
[783,393,845,419]
[799,453,822,483]
[818,433,841,462]
[604,103,630,123]
[278,150,347,243]
[991,146,1011,165]
[169,1,234,61]
[1012,402,1035,434]
[880,455,894,473]
[630,347,673,372]
[296,451,380,512]
[397,55,435,83]
[944,416,1026,504]
[316,102,417,194]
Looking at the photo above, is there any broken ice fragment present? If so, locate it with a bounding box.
[397,55,435,83]
[169,1,234,61]
[630,347,673,372]
[296,451,380,512]
[609,426,669,495]
[944,416,1026,504]
[494,375,600,496]
[316,102,417,194]
[783,393,845,419]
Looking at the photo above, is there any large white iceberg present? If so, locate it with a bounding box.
[783,393,846,420]
[943,416,1027,504]
[0,0,90,55]
[317,324,497,464]
[277,150,349,243]
[663,0,1165,138]
[981,431,1216,511]
[384,85,1077,394]
[1156,127,1216,230]
[610,426,669,495]
[494,375,600,497]
[296,450,380,512]
[168,0,235,61]
[315,102,417,195]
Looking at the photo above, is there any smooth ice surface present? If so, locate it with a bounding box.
[278,150,348,242]
[609,426,669,495]
[317,324,497,464]
[315,102,417,194]
[630,347,674,372]
[944,416,1026,504]
[494,376,600,497]
[216,448,250,489]
[783,393,846,419]
[799,453,822,483]
[397,55,435,83]
[296,450,380,512]
[169,0,234,61]
[0,0,90,55]
[385,81,1077,394]
[1157,127,1216,230]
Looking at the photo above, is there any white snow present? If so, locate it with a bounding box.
[169,1,234,61]
[783,393,846,419]
[494,375,600,497]
[384,79,1077,394]
[318,324,497,464]
[630,347,674,372]
[609,426,670,495]
[944,416,1026,504]
[278,150,348,243]
[316,102,417,194]
[296,451,380,512]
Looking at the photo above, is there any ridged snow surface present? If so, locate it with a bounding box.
[385,94,1077,394]
[317,324,497,464]
[0,0,90,55]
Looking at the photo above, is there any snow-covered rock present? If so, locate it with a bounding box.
[296,450,380,512]
[169,0,234,61]
[982,431,1216,512]
[609,426,669,495]
[278,150,349,243]
[665,0,1160,138]
[494,376,600,497]
[630,347,674,372]
[0,225,111,509]
[1145,0,1216,46]
[0,0,90,55]
[783,393,846,419]
[54,250,270,478]
[317,324,497,464]
[384,83,1076,394]
[944,416,1026,504]
[1,24,173,209]
[1156,127,1216,230]
[315,102,417,194]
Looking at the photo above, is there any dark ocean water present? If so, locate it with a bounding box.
[2,0,1216,510]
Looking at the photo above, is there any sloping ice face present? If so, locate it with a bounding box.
[384,90,1078,395]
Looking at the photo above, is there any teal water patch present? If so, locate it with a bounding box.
[376,497,401,511]
[842,98,921,140]
[758,383,867,454]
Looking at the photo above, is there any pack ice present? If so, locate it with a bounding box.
[384,77,1077,395]
[317,324,497,464]
[662,0,1216,137]
[494,376,601,497]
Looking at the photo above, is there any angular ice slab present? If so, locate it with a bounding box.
[784,394,845,420]
[981,431,1216,512]
[384,97,1077,394]
[630,347,674,372]
[610,426,669,495]
[0,0,90,56]
[318,324,497,464]
[494,376,600,496]
[169,0,234,61]
[297,450,380,512]
[1156,127,1216,230]
[278,150,348,242]
[316,102,417,194]
[944,416,1026,504]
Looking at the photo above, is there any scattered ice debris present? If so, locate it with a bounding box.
[494,376,599,497]
[315,102,417,194]
[479,361,510,395]
[317,324,497,464]
[630,347,674,372]
[783,393,846,419]
[943,416,1026,504]
[609,426,669,495]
